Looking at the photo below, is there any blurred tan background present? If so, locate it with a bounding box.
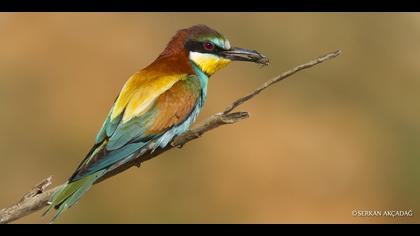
[0,13,419,223]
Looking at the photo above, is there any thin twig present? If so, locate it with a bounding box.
[0,50,341,224]
[223,50,341,114]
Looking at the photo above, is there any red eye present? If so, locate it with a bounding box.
[203,41,215,51]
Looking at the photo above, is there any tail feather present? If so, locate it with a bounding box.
[43,170,106,223]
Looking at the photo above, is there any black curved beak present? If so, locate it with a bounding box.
[220,47,269,66]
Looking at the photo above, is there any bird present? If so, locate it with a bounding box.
[44,24,269,222]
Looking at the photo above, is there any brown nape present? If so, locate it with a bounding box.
[145,29,192,74]
[157,29,189,59]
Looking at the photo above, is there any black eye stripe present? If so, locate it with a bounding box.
[185,40,224,55]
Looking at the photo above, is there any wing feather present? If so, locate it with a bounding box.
[69,74,201,182]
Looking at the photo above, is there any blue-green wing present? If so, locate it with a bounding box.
[68,76,201,182]
[69,104,157,182]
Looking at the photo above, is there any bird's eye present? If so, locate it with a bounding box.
[203,41,215,51]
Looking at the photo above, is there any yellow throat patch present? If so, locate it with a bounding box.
[189,52,231,76]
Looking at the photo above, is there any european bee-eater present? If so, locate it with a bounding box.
[45,24,268,222]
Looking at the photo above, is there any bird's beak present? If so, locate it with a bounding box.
[221,47,270,66]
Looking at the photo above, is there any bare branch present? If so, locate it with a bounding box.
[0,177,59,224]
[0,50,341,224]
[223,50,341,114]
